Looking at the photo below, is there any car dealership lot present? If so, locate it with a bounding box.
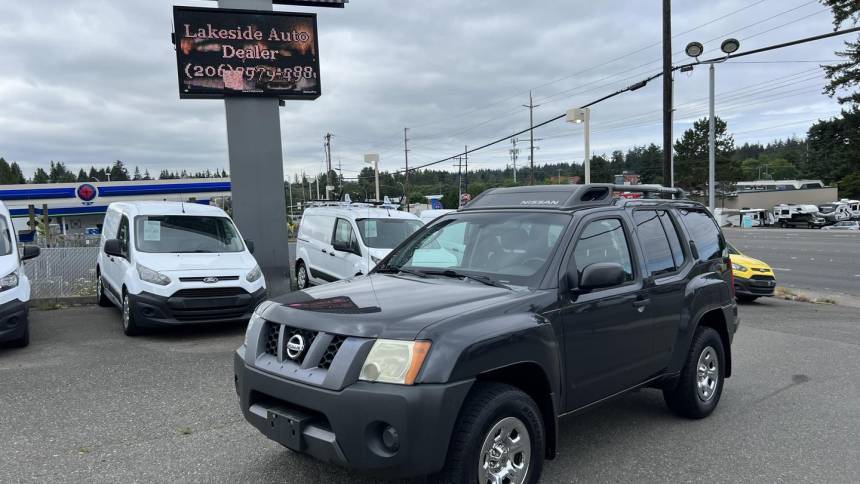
[1,299,858,483]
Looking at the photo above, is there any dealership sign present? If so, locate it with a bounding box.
[173,6,321,99]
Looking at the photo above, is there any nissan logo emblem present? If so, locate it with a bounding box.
[202,276,219,284]
[286,334,305,360]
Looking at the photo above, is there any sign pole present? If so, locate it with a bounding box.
[217,0,291,295]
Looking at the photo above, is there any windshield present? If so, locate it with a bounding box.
[356,218,423,249]
[134,215,244,253]
[726,242,741,256]
[381,212,570,287]
[819,205,836,213]
[0,217,12,256]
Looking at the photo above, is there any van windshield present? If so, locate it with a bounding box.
[0,217,12,256]
[356,218,423,249]
[134,216,244,253]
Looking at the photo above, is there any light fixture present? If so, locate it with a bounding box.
[566,108,587,124]
[720,38,740,55]
[685,41,704,58]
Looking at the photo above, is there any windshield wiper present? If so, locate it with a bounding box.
[376,266,428,278]
[425,270,511,290]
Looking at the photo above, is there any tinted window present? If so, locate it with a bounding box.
[118,216,130,256]
[678,209,723,261]
[573,218,634,283]
[659,211,685,267]
[134,216,244,253]
[633,210,675,276]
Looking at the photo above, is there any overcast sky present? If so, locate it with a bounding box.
[0,0,850,181]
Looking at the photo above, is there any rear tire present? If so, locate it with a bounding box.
[96,272,111,307]
[736,294,758,303]
[121,292,141,336]
[663,326,725,419]
[434,382,544,484]
[296,262,310,290]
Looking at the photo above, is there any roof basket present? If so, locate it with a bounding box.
[305,194,401,210]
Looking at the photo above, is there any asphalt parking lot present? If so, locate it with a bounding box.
[1,298,858,483]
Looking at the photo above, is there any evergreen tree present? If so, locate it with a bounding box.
[77,169,88,182]
[133,166,142,180]
[822,0,860,104]
[673,117,738,191]
[109,160,130,181]
[32,168,50,183]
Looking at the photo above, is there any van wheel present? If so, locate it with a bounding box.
[96,273,111,307]
[435,382,544,484]
[10,324,29,348]
[296,262,310,290]
[121,292,141,336]
[663,326,725,419]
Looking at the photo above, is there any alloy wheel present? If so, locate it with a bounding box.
[478,416,531,484]
[696,346,719,402]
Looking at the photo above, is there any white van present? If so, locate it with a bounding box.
[0,201,40,348]
[295,201,423,289]
[96,202,266,335]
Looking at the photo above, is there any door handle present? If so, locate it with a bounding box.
[321,249,328,254]
[328,252,335,257]
[632,298,651,312]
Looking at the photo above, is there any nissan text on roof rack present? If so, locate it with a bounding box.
[235,183,738,483]
[294,196,423,289]
[0,201,40,348]
[96,201,266,336]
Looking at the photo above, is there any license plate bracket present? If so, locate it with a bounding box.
[267,407,313,451]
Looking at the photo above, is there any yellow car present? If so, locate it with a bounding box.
[727,243,776,303]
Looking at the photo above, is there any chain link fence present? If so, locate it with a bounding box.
[22,247,99,299]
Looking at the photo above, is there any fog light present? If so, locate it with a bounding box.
[381,425,399,452]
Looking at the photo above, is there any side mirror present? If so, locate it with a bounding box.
[104,239,124,258]
[244,239,255,254]
[579,262,625,291]
[20,245,40,261]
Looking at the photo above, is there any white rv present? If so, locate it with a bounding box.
[772,204,826,229]
[818,202,852,223]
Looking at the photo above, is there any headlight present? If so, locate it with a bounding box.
[246,264,262,282]
[731,262,748,272]
[244,303,269,348]
[0,270,18,291]
[359,339,431,385]
[370,255,381,265]
[136,263,171,286]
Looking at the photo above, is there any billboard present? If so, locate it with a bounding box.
[173,6,321,100]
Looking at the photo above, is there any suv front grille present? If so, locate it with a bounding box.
[750,275,775,281]
[263,323,279,356]
[282,326,317,365]
[179,275,240,282]
[318,336,346,370]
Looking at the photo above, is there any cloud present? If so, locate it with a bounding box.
[0,0,847,180]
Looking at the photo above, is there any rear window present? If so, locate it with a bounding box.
[677,209,724,261]
[633,210,684,276]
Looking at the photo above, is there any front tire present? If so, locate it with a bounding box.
[96,272,111,307]
[663,326,725,419]
[736,294,758,304]
[121,292,141,336]
[435,382,544,484]
[296,262,310,290]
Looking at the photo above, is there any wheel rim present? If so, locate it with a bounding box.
[297,266,307,288]
[696,346,719,402]
[97,277,102,297]
[122,295,130,330]
[478,416,530,484]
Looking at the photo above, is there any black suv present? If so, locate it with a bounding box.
[234,184,738,483]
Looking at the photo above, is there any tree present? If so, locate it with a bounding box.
[838,172,860,198]
[8,162,25,184]
[673,116,738,191]
[109,160,130,181]
[806,108,860,184]
[32,168,49,183]
[133,166,142,180]
[77,169,88,182]
[822,0,860,104]
[48,161,75,183]
[143,169,152,180]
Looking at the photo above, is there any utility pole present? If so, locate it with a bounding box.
[523,91,540,185]
[454,157,463,203]
[403,127,410,212]
[708,63,716,213]
[324,133,333,200]
[509,138,518,183]
[337,159,343,199]
[662,0,673,188]
[558,168,562,184]
[464,145,469,192]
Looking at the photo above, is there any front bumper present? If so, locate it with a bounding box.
[734,276,776,297]
[129,287,267,327]
[0,299,28,343]
[234,351,473,478]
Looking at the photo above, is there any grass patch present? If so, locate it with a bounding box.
[177,426,193,435]
[774,287,836,305]
[77,446,92,454]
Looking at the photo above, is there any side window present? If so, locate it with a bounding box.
[117,216,130,256]
[572,218,634,284]
[633,210,675,276]
[659,211,685,267]
[678,209,723,261]
[333,218,354,247]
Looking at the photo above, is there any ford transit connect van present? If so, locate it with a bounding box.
[295,200,422,289]
[0,201,40,348]
[96,201,266,335]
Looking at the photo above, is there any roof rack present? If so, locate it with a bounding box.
[305,195,400,210]
[462,184,686,211]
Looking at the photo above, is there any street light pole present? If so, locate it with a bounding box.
[708,63,716,212]
[364,154,380,201]
[565,107,591,183]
